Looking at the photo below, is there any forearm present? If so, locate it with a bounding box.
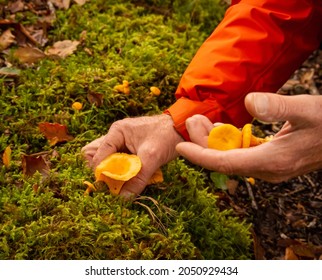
[166,0,322,140]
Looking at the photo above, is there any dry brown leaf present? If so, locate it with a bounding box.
[292,244,316,258]
[73,0,88,5]
[8,0,25,13]
[13,46,46,64]
[49,0,71,10]
[285,247,299,260]
[250,228,265,260]
[22,153,50,177]
[87,92,104,107]
[38,122,74,146]
[2,146,12,168]
[45,40,80,58]
[0,19,38,46]
[0,29,15,51]
[226,179,239,195]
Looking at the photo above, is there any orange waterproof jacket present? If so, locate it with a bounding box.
[165,0,322,140]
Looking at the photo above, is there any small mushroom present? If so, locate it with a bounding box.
[150,86,161,96]
[207,124,242,151]
[95,153,141,195]
[241,124,270,148]
[83,180,97,196]
[148,167,163,184]
[113,80,130,95]
[72,101,83,110]
[208,123,271,151]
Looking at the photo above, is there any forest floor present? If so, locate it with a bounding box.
[227,50,322,260]
[0,1,321,260]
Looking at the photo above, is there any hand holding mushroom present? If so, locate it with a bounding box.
[176,92,322,183]
[81,114,184,198]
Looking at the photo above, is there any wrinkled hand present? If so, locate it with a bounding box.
[82,114,183,197]
[176,92,322,183]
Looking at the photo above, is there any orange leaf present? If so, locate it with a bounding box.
[2,146,11,168]
[38,122,74,146]
[285,247,299,260]
[22,153,50,177]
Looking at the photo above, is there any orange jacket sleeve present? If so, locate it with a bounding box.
[165,0,322,140]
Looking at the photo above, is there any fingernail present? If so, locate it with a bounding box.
[253,93,269,116]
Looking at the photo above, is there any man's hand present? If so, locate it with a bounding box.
[81,114,184,197]
[176,92,322,183]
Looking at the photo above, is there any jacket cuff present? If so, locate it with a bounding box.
[164,97,223,141]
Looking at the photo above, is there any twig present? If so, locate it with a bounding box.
[245,179,258,210]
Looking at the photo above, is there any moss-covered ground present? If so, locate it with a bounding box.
[0,0,252,259]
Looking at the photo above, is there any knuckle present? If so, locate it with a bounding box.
[142,145,160,159]
[109,119,126,131]
[186,114,206,126]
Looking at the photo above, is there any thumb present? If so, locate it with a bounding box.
[244,92,311,123]
[119,150,160,199]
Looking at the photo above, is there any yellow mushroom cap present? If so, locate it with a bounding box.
[208,124,242,151]
[241,123,252,148]
[72,101,83,110]
[150,86,161,96]
[122,80,129,87]
[242,123,270,147]
[148,168,164,184]
[95,153,142,195]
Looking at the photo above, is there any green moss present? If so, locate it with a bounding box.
[0,0,252,260]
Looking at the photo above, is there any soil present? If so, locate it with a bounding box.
[221,50,322,260]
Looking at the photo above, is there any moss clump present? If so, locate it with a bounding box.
[0,0,252,259]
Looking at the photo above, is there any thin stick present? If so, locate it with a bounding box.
[245,179,258,210]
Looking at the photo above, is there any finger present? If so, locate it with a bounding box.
[81,135,105,166]
[92,124,125,168]
[245,92,316,123]
[176,141,270,177]
[185,114,214,147]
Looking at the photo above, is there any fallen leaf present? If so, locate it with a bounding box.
[13,46,46,64]
[2,146,12,168]
[0,67,21,77]
[292,244,315,258]
[0,29,15,51]
[73,0,88,5]
[0,19,38,46]
[250,228,265,260]
[49,0,71,10]
[210,172,228,191]
[8,0,25,13]
[87,92,104,107]
[45,40,80,58]
[22,153,50,177]
[285,247,299,260]
[226,179,239,195]
[38,122,74,146]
